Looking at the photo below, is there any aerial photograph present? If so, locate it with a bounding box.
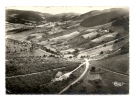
[5,7,129,94]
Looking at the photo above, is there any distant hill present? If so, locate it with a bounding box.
[74,10,100,21]
[111,16,129,31]
[45,13,80,22]
[80,8,129,27]
[6,9,80,23]
[6,9,52,24]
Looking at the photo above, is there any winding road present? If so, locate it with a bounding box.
[58,49,129,94]
[6,47,129,94]
[58,59,90,94]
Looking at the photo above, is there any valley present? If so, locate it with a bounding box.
[5,7,129,94]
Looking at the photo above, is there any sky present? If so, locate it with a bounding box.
[5,6,126,15]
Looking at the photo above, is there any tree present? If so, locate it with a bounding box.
[80,86,86,93]
[73,49,79,57]
[69,56,72,59]
[115,33,121,39]
[49,55,55,57]
[109,29,114,33]
[81,56,84,58]
[96,83,102,88]
[43,55,47,57]
[114,40,119,44]
[100,51,104,54]
[68,52,71,54]
[90,66,96,72]
[103,44,106,47]
[96,34,100,38]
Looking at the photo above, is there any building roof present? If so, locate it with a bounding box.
[55,71,63,78]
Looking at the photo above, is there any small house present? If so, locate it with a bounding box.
[55,71,63,78]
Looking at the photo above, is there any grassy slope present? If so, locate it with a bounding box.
[6,57,80,94]
[6,57,80,77]
[100,70,129,94]
[74,10,100,21]
[90,53,129,75]
[64,58,129,94]
[80,8,128,27]
[6,9,52,23]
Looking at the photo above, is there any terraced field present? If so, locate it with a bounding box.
[33,48,51,57]
[82,32,99,39]
[78,44,113,58]
[52,31,80,41]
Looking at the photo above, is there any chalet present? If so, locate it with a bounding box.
[63,54,74,58]
[55,71,63,78]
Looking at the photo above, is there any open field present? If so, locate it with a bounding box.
[78,44,113,58]
[52,31,80,41]
[90,53,129,75]
[64,55,129,94]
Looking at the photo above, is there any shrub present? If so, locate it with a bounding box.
[69,56,72,59]
[26,36,36,40]
[103,44,106,47]
[109,29,114,33]
[80,86,86,93]
[49,55,55,57]
[100,51,104,54]
[90,66,96,72]
[115,33,121,39]
[96,83,102,88]
[73,49,79,57]
[96,34,100,38]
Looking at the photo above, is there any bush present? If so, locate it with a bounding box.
[80,86,86,93]
[96,34,100,38]
[103,44,106,47]
[96,83,102,88]
[100,51,104,54]
[109,29,114,33]
[73,49,79,57]
[90,66,96,72]
[112,17,129,31]
[115,33,121,39]
[26,36,36,40]
[69,56,72,59]
[120,42,129,54]
[49,55,55,57]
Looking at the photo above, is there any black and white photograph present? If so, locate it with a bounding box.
[5,6,129,94]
